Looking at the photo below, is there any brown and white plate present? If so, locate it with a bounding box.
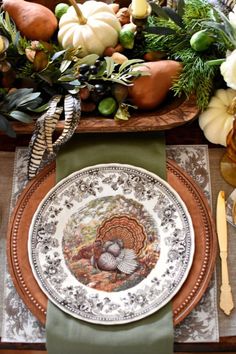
[7,159,217,325]
[28,163,195,325]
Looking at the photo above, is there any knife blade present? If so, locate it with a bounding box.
[216,191,234,315]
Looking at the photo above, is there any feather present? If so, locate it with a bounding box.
[27,95,62,179]
[53,94,81,151]
[27,95,81,179]
[44,107,63,153]
[43,95,62,153]
[27,112,47,180]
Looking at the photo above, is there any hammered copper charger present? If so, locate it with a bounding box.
[7,159,217,325]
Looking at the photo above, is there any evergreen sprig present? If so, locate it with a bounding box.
[171,48,219,108]
[140,0,231,109]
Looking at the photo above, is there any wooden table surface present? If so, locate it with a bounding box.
[1,119,236,353]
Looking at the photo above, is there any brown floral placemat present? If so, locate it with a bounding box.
[0,146,219,343]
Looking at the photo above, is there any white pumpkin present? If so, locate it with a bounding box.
[58,1,121,57]
[199,88,236,146]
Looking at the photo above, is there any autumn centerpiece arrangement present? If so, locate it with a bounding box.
[0,0,236,170]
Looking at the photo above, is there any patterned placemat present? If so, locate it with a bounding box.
[0,145,219,343]
[208,148,236,337]
[0,152,14,337]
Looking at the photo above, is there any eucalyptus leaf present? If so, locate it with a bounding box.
[68,79,81,86]
[58,74,76,82]
[20,97,43,110]
[4,88,35,110]
[217,8,236,42]
[16,92,41,107]
[202,21,226,32]
[104,56,115,77]
[150,2,169,19]
[14,31,23,54]
[52,49,67,61]
[5,12,13,34]
[106,77,133,85]
[146,26,176,35]
[128,70,150,77]
[7,88,34,100]
[10,110,33,123]
[60,60,72,73]
[0,114,16,137]
[78,54,99,66]
[201,20,235,45]
[162,7,184,28]
[130,62,149,69]
[28,102,49,113]
[37,72,54,85]
[97,61,107,76]
[118,59,144,73]
[177,0,185,18]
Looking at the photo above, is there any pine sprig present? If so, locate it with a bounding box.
[141,0,230,109]
[182,0,213,30]
[171,48,218,109]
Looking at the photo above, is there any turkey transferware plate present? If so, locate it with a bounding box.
[28,163,195,325]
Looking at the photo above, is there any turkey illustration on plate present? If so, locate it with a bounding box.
[63,202,160,292]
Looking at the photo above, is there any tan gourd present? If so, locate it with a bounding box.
[128,60,182,110]
[2,0,58,41]
[199,88,236,146]
[58,0,121,57]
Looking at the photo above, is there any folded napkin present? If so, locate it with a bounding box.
[46,132,173,354]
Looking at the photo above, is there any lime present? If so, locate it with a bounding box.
[55,3,70,19]
[98,97,117,116]
[190,30,214,52]
[119,29,135,50]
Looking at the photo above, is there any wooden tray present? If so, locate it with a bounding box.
[7,159,217,325]
[10,95,199,134]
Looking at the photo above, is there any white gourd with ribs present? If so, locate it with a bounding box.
[199,88,236,146]
[58,1,121,57]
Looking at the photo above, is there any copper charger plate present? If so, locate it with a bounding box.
[7,159,217,326]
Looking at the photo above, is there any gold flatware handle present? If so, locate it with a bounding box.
[232,200,236,225]
[217,191,234,315]
[220,284,234,315]
[220,253,234,315]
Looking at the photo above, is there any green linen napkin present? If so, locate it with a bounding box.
[46,132,173,354]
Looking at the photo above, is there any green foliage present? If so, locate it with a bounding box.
[0,12,29,54]
[171,48,219,109]
[0,88,45,136]
[182,0,213,29]
[141,0,231,109]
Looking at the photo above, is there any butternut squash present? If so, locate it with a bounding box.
[2,0,58,41]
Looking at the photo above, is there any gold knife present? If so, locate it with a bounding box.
[216,191,234,315]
